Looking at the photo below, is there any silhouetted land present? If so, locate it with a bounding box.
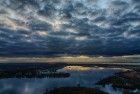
[44,87,108,94]
[0,63,67,71]
[0,70,70,78]
[96,70,140,90]
[0,63,70,78]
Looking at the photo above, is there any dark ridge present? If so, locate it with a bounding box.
[44,87,108,94]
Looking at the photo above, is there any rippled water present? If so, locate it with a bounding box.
[0,66,129,94]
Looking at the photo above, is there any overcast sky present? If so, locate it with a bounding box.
[0,0,140,56]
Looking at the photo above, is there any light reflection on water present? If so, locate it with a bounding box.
[0,66,128,94]
[100,84,123,94]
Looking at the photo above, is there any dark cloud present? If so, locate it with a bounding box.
[0,0,140,56]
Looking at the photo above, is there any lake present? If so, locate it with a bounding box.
[0,63,139,94]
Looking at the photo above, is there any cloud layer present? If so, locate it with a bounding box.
[0,0,140,56]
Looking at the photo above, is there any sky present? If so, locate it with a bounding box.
[0,0,140,56]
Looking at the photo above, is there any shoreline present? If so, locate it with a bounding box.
[0,62,140,70]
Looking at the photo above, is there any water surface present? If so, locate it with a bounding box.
[0,65,129,94]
